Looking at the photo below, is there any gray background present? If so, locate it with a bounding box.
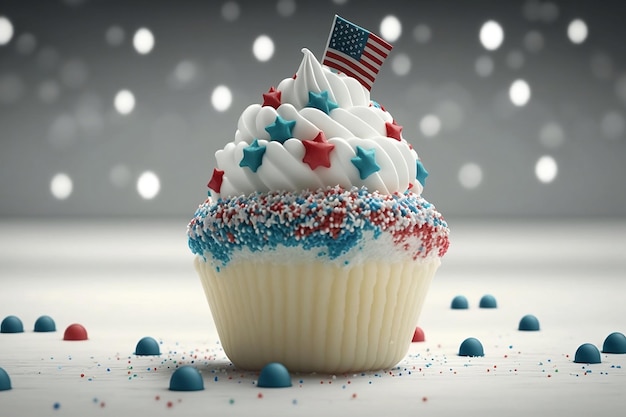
[1,0,625,220]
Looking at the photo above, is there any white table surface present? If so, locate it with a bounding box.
[0,218,624,417]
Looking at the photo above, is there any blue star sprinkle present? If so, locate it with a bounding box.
[307,90,339,115]
[239,139,266,173]
[416,159,429,186]
[265,115,296,144]
[351,146,380,180]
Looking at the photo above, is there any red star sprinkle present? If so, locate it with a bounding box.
[207,168,224,193]
[262,87,282,109]
[302,132,335,170]
[386,121,403,141]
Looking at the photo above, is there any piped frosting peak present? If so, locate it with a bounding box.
[208,48,427,200]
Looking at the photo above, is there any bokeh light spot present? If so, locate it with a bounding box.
[137,171,160,200]
[211,85,232,112]
[539,2,559,22]
[60,59,88,89]
[567,19,588,44]
[253,35,274,62]
[413,24,431,43]
[105,26,125,46]
[523,30,544,53]
[133,28,155,54]
[600,111,625,140]
[475,55,494,77]
[114,89,135,115]
[221,1,240,22]
[15,33,37,55]
[539,122,565,148]
[391,53,411,76]
[276,0,296,17]
[535,156,558,183]
[459,163,483,189]
[175,61,197,82]
[419,114,442,137]
[0,16,14,45]
[109,164,131,188]
[479,20,504,51]
[380,15,401,42]
[509,79,531,106]
[50,173,73,200]
[523,1,559,22]
[170,60,199,89]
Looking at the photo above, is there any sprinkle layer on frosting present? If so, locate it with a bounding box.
[188,186,450,268]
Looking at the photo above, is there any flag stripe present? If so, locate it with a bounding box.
[368,33,393,51]
[323,51,377,83]
[322,55,375,90]
[323,50,378,80]
[367,36,389,58]
[360,55,381,74]
[365,43,389,63]
[322,63,375,90]
[350,47,380,74]
[362,49,383,67]
[322,63,374,91]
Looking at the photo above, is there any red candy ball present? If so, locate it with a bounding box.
[412,326,425,342]
[63,323,88,341]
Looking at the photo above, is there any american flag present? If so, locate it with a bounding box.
[322,15,393,91]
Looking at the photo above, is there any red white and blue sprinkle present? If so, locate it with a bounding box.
[188,185,449,267]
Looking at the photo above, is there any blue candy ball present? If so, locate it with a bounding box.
[602,332,626,354]
[574,343,601,364]
[0,367,11,391]
[450,295,469,310]
[479,294,497,309]
[169,366,204,391]
[1,315,24,333]
[459,337,484,357]
[257,362,292,388]
[518,314,540,331]
[34,315,56,332]
[134,336,161,356]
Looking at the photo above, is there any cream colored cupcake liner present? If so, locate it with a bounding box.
[195,257,440,374]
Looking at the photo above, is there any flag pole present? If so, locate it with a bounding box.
[321,14,339,65]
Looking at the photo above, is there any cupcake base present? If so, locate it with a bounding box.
[195,257,440,374]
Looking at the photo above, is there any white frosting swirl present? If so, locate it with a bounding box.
[213,48,423,199]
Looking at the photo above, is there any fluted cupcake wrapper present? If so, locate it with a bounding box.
[195,257,440,374]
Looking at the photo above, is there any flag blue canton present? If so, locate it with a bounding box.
[329,16,369,60]
[322,15,393,90]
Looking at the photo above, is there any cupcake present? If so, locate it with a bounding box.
[187,45,449,373]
